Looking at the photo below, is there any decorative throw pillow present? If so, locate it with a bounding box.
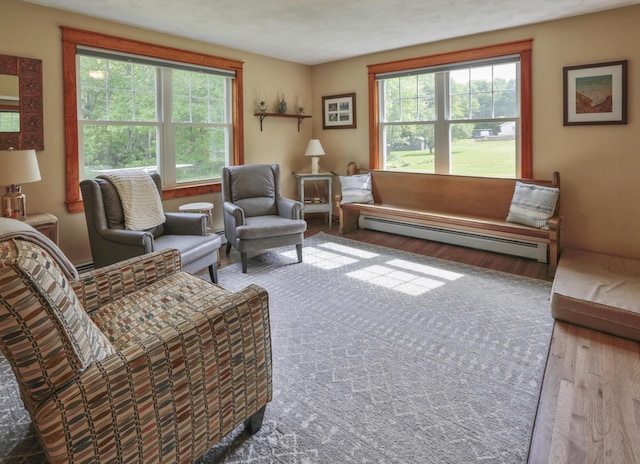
[506,181,559,229]
[340,173,374,205]
[0,239,115,405]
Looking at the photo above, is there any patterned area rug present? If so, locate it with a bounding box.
[0,233,553,463]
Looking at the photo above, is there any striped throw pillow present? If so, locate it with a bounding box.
[506,181,559,230]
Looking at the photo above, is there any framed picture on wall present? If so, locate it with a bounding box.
[322,93,356,129]
[563,60,627,126]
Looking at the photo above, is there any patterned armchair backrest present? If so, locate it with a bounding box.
[0,239,114,411]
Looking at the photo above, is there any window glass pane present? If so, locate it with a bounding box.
[401,96,418,121]
[449,123,515,178]
[79,57,108,120]
[175,126,227,183]
[81,124,158,179]
[383,124,435,172]
[383,78,400,122]
[172,70,227,124]
[417,74,436,120]
[493,63,516,90]
[383,75,436,122]
[494,90,517,118]
[450,94,469,120]
[79,56,157,122]
[471,91,493,119]
[0,111,19,132]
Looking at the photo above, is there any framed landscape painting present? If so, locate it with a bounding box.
[322,93,356,129]
[563,60,627,126]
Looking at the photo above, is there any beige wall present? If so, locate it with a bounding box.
[2,0,312,264]
[3,0,640,264]
[311,4,640,259]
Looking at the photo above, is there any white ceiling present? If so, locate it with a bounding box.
[21,0,640,65]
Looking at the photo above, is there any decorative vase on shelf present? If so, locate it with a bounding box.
[278,95,287,114]
[258,90,267,113]
[297,95,305,115]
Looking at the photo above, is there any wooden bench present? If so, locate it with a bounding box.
[336,169,561,274]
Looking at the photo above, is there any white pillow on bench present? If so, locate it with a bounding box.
[506,181,559,230]
[340,173,374,205]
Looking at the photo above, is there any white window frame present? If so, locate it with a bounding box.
[62,27,244,213]
[377,58,520,177]
[76,48,234,188]
[367,40,533,178]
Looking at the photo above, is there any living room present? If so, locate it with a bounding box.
[1,0,639,265]
[1,0,640,462]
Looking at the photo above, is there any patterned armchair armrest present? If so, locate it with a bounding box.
[35,283,273,464]
[72,248,182,313]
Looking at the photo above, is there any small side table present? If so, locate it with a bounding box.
[179,202,214,233]
[24,213,59,245]
[294,172,333,228]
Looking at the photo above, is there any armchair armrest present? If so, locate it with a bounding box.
[72,249,182,313]
[224,201,245,225]
[277,197,303,220]
[35,283,273,464]
[164,212,207,235]
[97,227,154,248]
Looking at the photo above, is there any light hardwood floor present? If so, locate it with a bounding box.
[219,215,552,281]
[219,216,639,463]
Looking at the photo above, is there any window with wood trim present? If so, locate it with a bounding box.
[368,40,532,178]
[62,27,244,213]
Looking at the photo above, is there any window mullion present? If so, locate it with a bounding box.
[434,71,449,174]
[160,68,175,185]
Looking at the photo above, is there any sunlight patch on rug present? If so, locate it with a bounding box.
[346,264,445,295]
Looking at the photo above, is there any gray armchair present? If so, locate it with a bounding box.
[222,164,307,272]
[80,173,221,283]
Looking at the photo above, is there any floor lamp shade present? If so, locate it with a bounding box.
[0,149,41,220]
[304,139,325,174]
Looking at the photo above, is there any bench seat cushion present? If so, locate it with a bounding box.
[344,203,553,240]
[551,248,640,341]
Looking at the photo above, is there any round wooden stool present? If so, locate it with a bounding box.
[179,202,214,233]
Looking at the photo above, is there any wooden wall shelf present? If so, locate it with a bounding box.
[255,112,311,132]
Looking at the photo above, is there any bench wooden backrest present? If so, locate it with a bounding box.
[369,170,559,221]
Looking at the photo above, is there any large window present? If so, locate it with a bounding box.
[368,40,532,178]
[78,51,233,185]
[62,27,244,213]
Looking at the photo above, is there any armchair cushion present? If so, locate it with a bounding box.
[237,215,308,240]
[229,164,278,217]
[0,237,114,408]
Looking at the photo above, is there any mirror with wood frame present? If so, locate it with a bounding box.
[0,53,44,150]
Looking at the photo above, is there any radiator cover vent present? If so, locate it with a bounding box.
[358,215,548,263]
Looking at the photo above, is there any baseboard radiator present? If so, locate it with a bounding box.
[358,215,548,263]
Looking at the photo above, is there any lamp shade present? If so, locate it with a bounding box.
[304,139,325,157]
[0,149,41,186]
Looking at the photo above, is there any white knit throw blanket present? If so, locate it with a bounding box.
[97,170,166,231]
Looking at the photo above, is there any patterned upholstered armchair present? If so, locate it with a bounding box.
[0,218,272,464]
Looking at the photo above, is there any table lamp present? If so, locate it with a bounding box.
[0,148,41,220]
[304,139,325,174]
